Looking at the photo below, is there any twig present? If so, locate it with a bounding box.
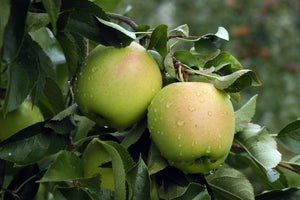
[1,188,20,199]
[278,162,297,173]
[107,13,138,31]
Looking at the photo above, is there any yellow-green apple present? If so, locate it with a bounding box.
[147,82,235,174]
[0,101,44,141]
[81,139,114,190]
[75,41,162,131]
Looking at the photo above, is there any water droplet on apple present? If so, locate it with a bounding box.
[202,89,208,94]
[166,102,173,108]
[206,146,211,154]
[177,133,182,140]
[91,67,98,72]
[79,72,83,76]
[153,108,157,113]
[178,143,182,148]
[179,151,183,156]
[208,111,213,116]
[198,97,205,103]
[161,131,164,135]
[176,120,185,127]
[188,105,196,112]
[196,91,201,96]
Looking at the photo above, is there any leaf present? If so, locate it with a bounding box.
[126,157,151,200]
[3,35,40,115]
[235,123,282,171]
[4,165,40,200]
[2,0,30,63]
[56,31,85,78]
[171,24,189,37]
[148,24,168,57]
[164,53,176,78]
[276,119,300,153]
[42,0,61,35]
[52,104,78,121]
[172,183,211,200]
[148,50,164,70]
[120,119,147,148]
[77,174,102,192]
[39,150,83,182]
[43,77,65,114]
[194,39,218,55]
[204,51,242,72]
[0,0,10,56]
[45,115,77,135]
[214,27,229,41]
[96,139,136,200]
[147,142,168,175]
[256,187,300,200]
[0,122,66,166]
[96,17,136,40]
[53,186,93,200]
[213,69,261,93]
[234,95,258,133]
[174,51,199,68]
[206,167,255,200]
[227,152,288,190]
[25,12,50,32]
[73,115,96,142]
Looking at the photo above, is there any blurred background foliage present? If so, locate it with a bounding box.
[112,0,300,133]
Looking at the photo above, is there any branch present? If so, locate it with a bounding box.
[107,13,138,30]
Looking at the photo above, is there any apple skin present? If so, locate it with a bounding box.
[0,101,44,141]
[81,139,114,191]
[147,82,235,174]
[75,41,162,131]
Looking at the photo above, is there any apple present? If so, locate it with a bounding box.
[0,100,44,141]
[81,139,114,191]
[147,82,235,174]
[75,41,162,131]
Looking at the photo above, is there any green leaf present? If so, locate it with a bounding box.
[174,51,199,68]
[235,123,282,171]
[2,0,30,63]
[42,0,61,35]
[148,50,164,70]
[0,123,66,166]
[3,36,40,115]
[120,119,147,148]
[39,150,83,182]
[147,142,168,175]
[194,39,218,55]
[164,53,176,78]
[45,115,77,135]
[172,183,211,200]
[96,16,136,40]
[43,77,65,114]
[56,31,84,78]
[127,157,151,200]
[148,24,168,57]
[256,187,300,200]
[0,0,10,57]
[213,69,261,93]
[52,104,78,121]
[53,186,93,200]
[227,152,288,190]
[276,119,300,153]
[77,174,102,192]
[26,12,50,32]
[234,95,258,133]
[96,139,136,200]
[171,24,189,37]
[73,115,96,142]
[214,27,229,41]
[206,167,255,200]
[204,51,242,72]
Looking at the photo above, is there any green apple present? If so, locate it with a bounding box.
[147,82,235,174]
[0,101,44,141]
[75,41,162,131]
[81,139,114,191]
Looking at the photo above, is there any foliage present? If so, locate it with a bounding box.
[0,0,299,200]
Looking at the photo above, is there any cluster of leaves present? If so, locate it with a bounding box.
[0,0,300,200]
